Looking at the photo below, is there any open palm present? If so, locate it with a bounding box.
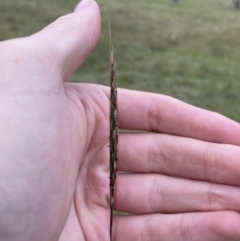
[1,1,240,241]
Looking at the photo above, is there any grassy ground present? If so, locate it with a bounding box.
[1,0,240,121]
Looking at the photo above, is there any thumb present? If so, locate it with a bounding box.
[33,0,101,81]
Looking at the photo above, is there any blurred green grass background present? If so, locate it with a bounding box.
[1,0,240,121]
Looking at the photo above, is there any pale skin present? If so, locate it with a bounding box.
[0,0,240,240]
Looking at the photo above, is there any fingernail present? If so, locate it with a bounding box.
[74,0,91,12]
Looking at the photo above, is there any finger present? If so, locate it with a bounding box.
[32,0,101,80]
[113,211,240,241]
[118,133,240,186]
[108,88,240,145]
[115,174,240,214]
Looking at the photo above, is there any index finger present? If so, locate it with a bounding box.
[103,87,240,145]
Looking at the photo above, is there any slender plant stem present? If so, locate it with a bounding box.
[109,21,118,241]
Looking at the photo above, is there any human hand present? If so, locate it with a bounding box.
[1,0,240,241]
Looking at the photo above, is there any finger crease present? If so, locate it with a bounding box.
[142,216,153,241]
[179,214,192,241]
[148,96,163,132]
[189,110,199,139]
[149,176,164,213]
[148,137,165,173]
[207,183,215,211]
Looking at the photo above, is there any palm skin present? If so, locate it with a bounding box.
[0,42,111,240]
[1,1,240,241]
[0,35,114,241]
[0,1,110,238]
[58,84,112,241]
